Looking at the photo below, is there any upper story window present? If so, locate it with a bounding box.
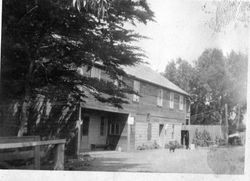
[133,80,140,102]
[170,92,174,109]
[77,66,91,77]
[157,89,163,107]
[90,67,101,80]
[186,99,190,113]
[179,95,184,110]
[114,76,123,87]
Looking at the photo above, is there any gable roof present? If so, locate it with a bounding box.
[122,63,189,96]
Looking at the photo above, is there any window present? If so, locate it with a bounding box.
[170,92,174,108]
[179,95,184,110]
[114,76,123,87]
[186,119,189,125]
[115,124,120,135]
[100,117,105,136]
[90,67,101,79]
[109,124,115,135]
[186,100,190,113]
[82,116,90,136]
[133,80,140,102]
[157,89,163,107]
[159,124,164,136]
[171,124,175,139]
[109,123,120,135]
[77,66,91,76]
[147,123,152,141]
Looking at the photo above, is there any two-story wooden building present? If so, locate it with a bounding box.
[77,63,190,152]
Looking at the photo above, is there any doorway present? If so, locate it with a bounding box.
[159,124,165,147]
[181,130,189,149]
[81,116,90,150]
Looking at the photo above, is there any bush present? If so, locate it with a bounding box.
[229,137,242,145]
[165,140,182,149]
[215,136,227,146]
[193,129,212,147]
[137,141,160,151]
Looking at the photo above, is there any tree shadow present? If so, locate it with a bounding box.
[79,156,149,172]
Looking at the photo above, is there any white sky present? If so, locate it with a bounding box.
[132,0,249,72]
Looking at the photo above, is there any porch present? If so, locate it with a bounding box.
[77,109,132,154]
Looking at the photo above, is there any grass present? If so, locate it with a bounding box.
[207,146,245,174]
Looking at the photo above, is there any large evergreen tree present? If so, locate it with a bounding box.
[1,0,154,139]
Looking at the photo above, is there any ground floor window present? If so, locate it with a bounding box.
[147,123,152,141]
[159,124,164,136]
[82,116,90,136]
[171,124,175,139]
[109,123,120,135]
[186,119,189,125]
[100,117,105,136]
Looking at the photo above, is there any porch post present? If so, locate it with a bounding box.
[127,122,130,152]
[127,114,134,152]
[76,105,82,156]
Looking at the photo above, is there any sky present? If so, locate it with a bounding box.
[132,0,249,72]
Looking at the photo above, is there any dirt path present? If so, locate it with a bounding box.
[81,148,214,173]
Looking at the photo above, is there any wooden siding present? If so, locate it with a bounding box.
[82,76,187,122]
[134,119,183,148]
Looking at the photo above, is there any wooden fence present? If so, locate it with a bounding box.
[182,125,224,143]
[0,136,66,170]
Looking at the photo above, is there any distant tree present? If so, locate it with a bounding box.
[192,49,227,125]
[163,58,195,93]
[192,49,247,128]
[163,49,247,128]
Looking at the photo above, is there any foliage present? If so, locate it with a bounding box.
[202,1,250,32]
[163,58,195,93]
[136,141,160,150]
[165,140,182,149]
[1,0,154,146]
[192,129,212,147]
[163,49,247,131]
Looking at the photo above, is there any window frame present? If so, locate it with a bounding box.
[132,80,140,102]
[90,67,101,80]
[109,123,120,136]
[179,95,184,110]
[157,89,163,107]
[147,123,152,141]
[170,92,174,109]
[100,117,105,136]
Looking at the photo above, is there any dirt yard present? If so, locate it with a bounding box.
[78,148,212,173]
[207,146,245,174]
[75,146,245,174]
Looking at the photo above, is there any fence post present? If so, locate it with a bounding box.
[225,104,228,144]
[34,145,40,169]
[34,136,40,169]
[54,143,65,170]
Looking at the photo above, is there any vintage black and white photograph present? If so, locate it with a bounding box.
[0,0,249,179]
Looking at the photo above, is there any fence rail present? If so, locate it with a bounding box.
[0,137,66,170]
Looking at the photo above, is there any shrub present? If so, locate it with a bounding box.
[193,129,213,147]
[137,141,160,151]
[165,140,182,149]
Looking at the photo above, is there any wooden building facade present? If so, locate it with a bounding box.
[77,64,190,152]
